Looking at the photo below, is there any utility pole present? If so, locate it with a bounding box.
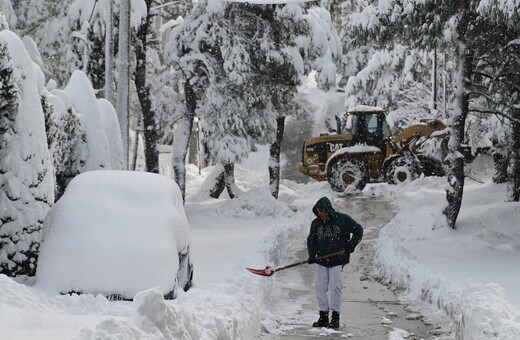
[116,0,131,169]
[105,0,114,104]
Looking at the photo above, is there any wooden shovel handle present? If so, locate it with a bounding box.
[275,250,347,272]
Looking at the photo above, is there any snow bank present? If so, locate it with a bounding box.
[373,176,520,339]
[36,170,190,298]
[15,150,307,339]
[74,281,265,340]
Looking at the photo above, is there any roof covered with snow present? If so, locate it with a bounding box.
[347,105,386,112]
[36,170,190,298]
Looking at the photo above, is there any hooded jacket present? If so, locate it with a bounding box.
[307,197,363,267]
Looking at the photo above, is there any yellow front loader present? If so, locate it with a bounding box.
[298,107,448,192]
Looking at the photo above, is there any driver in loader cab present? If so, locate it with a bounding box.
[307,196,363,328]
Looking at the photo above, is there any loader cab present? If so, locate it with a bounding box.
[338,109,391,150]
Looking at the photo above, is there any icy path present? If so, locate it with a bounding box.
[257,195,449,340]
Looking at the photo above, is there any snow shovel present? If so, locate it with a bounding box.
[246,250,347,277]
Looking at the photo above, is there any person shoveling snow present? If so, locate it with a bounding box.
[246,196,363,330]
[307,196,363,329]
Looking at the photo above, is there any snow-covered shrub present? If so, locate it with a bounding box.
[0,30,54,277]
[63,70,111,171]
[42,88,87,200]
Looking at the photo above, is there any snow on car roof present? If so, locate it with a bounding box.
[36,170,190,298]
[347,105,386,112]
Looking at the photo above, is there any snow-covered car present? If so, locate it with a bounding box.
[36,170,193,300]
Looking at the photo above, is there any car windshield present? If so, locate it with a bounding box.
[367,113,378,133]
[341,111,391,139]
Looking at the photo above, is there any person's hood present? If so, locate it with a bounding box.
[312,196,336,218]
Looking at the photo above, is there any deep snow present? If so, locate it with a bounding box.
[373,161,520,339]
[0,67,519,339]
[1,140,519,339]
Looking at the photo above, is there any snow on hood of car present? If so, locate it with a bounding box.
[328,144,381,161]
[36,170,190,298]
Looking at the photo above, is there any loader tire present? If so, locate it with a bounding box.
[418,155,445,177]
[327,158,369,192]
[385,156,422,185]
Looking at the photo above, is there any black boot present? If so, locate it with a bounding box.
[328,311,340,328]
[312,311,329,327]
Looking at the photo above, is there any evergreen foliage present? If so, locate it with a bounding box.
[343,45,447,129]
[0,43,18,125]
[12,0,72,83]
[0,40,28,277]
[41,91,87,200]
[0,35,53,277]
[63,70,111,171]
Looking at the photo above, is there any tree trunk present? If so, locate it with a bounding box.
[442,50,472,229]
[173,80,195,202]
[269,116,285,199]
[507,107,520,202]
[209,163,236,199]
[135,1,159,173]
[492,138,508,183]
[131,124,140,171]
[431,49,437,113]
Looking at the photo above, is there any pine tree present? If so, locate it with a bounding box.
[44,0,110,89]
[472,2,520,201]
[489,115,508,183]
[337,0,375,88]
[507,108,520,201]
[42,90,87,200]
[0,33,54,277]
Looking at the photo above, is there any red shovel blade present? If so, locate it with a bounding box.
[245,266,276,276]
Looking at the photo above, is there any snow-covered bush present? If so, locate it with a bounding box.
[0,30,54,277]
[62,70,111,171]
[97,98,124,170]
[41,88,87,200]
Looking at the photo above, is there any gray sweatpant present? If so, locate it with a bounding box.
[314,263,346,313]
